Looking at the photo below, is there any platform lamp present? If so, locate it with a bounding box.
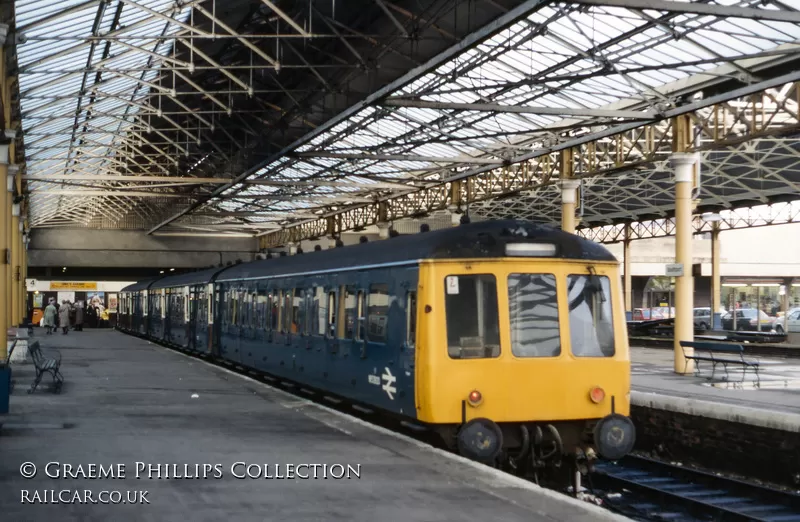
[700,212,721,222]
[7,163,18,192]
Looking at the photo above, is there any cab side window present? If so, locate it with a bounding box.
[406,291,417,347]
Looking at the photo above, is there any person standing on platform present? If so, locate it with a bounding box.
[85,303,96,328]
[43,299,57,335]
[59,300,71,335]
[75,302,84,331]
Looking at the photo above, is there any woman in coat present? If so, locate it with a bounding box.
[43,300,58,335]
[58,301,71,335]
[85,304,96,328]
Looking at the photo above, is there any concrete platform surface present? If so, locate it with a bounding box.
[631,346,800,429]
[0,330,628,521]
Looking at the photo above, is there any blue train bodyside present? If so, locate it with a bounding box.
[214,264,418,418]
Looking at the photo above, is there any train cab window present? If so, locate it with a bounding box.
[367,284,389,344]
[567,274,615,357]
[293,289,305,334]
[406,291,417,347]
[445,275,500,359]
[343,287,357,340]
[507,274,560,357]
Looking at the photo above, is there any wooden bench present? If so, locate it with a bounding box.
[28,341,63,394]
[680,340,760,384]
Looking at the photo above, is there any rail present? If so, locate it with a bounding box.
[590,454,800,521]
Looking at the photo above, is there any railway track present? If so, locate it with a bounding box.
[590,454,800,521]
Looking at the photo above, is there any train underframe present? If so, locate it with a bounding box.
[433,415,636,486]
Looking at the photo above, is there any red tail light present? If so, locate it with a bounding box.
[467,390,482,406]
[589,386,605,403]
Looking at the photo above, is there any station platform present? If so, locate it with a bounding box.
[631,346,800,422]
[629,346,800,489]
[0,330,627,521]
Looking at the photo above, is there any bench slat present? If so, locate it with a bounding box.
[680,340,743,353]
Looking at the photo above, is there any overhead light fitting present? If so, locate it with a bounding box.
[701,212,722,222]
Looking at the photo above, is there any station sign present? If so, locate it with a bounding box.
[49,282,98,291]
[665,264,684,277]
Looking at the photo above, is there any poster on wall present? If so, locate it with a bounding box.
[57,292,75,303]
[87,292,106,309]
[33,293,43,308]
[108,294,118,313]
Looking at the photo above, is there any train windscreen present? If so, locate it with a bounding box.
[445,274,501,359]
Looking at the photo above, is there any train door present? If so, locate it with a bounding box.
[205,283,215,356]
[163,288,172,343]
[142,290,150,336]
[306,285,327,382]
[188,286,199,351]
[219,284,241,364]
[211,283,224,357]
[239,285,257,369]
[253,282,270,371]
[179,286,190,348]
[362,269,417,415]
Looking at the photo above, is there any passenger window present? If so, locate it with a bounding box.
[367,284,389,344]
[507,274,560,357]
[567,274,615,357]
[257,289,268,329]
[327,291,337,338]
[406,291,417,347]
[304,292,312,335]
[445,275,500,359]
[343,286,357,340]
[283,292,292,333]
[231,290,238,326]
[293,289,304,334]
[312,287,326,336]
[270,291,280,331]
[356,291,365,341]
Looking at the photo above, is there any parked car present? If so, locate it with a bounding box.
[720,308,773,331]
[772,307,800,333]
[693,307,712,331]
[633,308,658,321]
[632,308,670,321]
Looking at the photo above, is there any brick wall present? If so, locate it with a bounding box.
[631,405,800,489]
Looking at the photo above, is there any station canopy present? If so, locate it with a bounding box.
[14,0,800,238]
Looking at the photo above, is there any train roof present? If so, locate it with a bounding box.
[150,266,228,290]
[120,277,163,292]
[216,219,617,283]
